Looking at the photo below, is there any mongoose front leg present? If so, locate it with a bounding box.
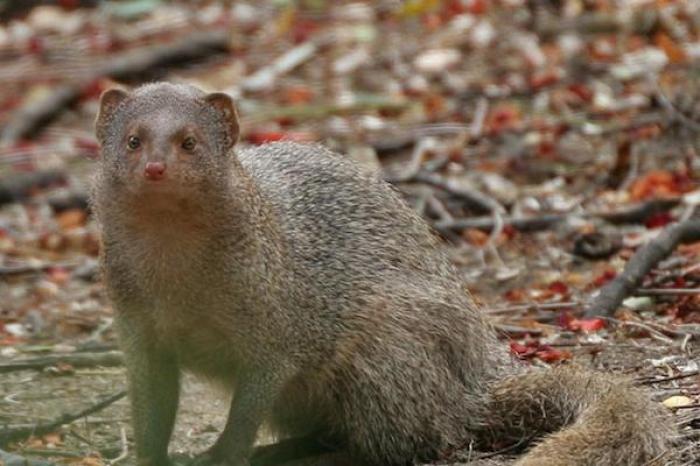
[118,319,180,466]
[195,368,289,466]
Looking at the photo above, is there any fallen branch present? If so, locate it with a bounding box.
[0,170,68,206]
[0,351,123,373]
[597,197,682,224]
[0,391,126,446]
[0,30,231,146]
[242,37,329,93]
[435,213,564,234]
[412,171,502,214]
[434,197,682,234]
[535,9,658,37]
[47,191,89,213]
[0,260,83,277]
[584,219,700,318]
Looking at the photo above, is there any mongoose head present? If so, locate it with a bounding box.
[95,83,239,197]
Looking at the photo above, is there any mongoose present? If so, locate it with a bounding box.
[91,82,674,466]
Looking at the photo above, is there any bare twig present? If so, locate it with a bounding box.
[650,75,700,132]
[0,351,123,373]
[107,427,129,465]
[608,318,675,344]
[469,98,489,138]
[485,301,580,314]
[494,323,543,337]
[0,391,126,446]
[0,170,68,206]
[636,288,700,296]
[598,197,682,224]
[584,219,700,318]
[412,171,503,214]
[639,370,700,386]
[0,260,84,277]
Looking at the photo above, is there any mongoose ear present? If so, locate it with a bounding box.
[95,89,128,143]
[205,92,240,149]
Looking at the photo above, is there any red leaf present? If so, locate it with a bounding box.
[629,170,683,201]
[463,228,489,247]
[536,140,557,159]
[511,340,573,363]
[558,310,575,329]
[502,224,517,239]
[281,86,314,105]
[576,318,606,331]
[27,36,44,55]
[548,281,569,295]
[630,124,661,140]
[46,266,71,285]
[465,0,488,15]
[246,132,285,145]
[592,269,617,288]
[530,71,559,90]
[567,84,593,103]
[58,0,80,8]
[536,348,572,362]
[504,288,526,303]
[486,105,520,134]
[291,19,319,44]
[645,212,674,229]
[673,277,687,288]
[509,341,532,357]
[562,312,606,332]
[654,32,686,63]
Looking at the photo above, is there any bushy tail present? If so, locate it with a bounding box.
[484,365,675,466]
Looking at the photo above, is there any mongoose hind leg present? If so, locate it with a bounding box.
[269,293,497,465]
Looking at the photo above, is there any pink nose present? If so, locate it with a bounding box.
[144,162,166,180]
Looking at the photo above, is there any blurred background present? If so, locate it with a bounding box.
[0,1,698,465]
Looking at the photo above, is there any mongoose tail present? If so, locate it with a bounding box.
[485,365,674,466]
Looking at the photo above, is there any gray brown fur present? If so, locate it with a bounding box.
[91,83,674,466]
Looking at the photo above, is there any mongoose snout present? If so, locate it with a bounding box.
[144,161,167,180]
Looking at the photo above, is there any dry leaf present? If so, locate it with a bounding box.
[662,395,693,408]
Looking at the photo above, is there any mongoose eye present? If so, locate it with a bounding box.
[181,137,197,152]
[127,136,141,150]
